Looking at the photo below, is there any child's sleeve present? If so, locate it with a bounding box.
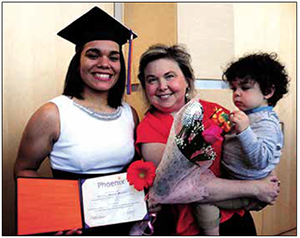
[237,118,283,170]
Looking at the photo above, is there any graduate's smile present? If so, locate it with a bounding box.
[93,73,112,81]
[80,40,121,92]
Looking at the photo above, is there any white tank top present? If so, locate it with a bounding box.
[49,95,135,174]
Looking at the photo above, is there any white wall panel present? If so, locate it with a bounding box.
[178,3,234,79]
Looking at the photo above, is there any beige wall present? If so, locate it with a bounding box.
[3,3,113,235]
[178,3,235,79]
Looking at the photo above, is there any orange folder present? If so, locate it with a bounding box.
[16,177,83,235]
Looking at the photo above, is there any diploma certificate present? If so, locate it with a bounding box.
[81,173,147,228]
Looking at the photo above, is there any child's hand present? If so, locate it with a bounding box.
[229,110,249,134]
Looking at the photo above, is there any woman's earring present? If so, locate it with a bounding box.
[185,87,190,101]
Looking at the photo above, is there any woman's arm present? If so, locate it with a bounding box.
[182,169,279,204]
[142,142,279,204]
[141,143,165,167]
[130,106,140,131]
[14,103,60,178]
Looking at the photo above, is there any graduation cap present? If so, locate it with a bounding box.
[57,6,137,47]
[57,6,137,94]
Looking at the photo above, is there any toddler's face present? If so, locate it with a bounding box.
[229,78,270,111]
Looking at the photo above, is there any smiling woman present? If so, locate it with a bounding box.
[13,6,140,235]
[78,40,122,108]
[144,58,189,114]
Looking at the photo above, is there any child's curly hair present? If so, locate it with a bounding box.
[222,52,290,107]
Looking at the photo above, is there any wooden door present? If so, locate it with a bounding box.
[123,3,178,120]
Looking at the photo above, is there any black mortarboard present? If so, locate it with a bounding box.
[57,6,137,47]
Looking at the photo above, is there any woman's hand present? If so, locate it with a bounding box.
[55,229,82,235]
[148,203,162,213]
[253,171,280,204]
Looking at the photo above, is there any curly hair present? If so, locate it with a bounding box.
[222,52,290,107]
[138,44,196,103]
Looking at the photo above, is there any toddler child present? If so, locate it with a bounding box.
[194,52,289,235]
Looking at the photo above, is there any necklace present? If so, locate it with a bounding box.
[72,101,122,121]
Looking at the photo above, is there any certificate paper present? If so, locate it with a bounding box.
[81,173,147,228]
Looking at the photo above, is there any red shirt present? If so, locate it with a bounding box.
[136,100,243,235]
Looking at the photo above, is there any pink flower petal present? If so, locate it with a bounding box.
[202,124,223,144]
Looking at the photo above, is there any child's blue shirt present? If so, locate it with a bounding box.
[222,107,283,180]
